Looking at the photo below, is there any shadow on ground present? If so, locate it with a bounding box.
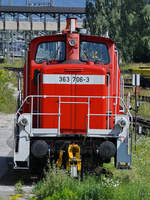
[0,157,35,186]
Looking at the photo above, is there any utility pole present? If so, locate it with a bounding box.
[26,0,30,6]
[132,74,140,151]
[9,0,12,6]
[50,0,54,6]
[57,15,61,32]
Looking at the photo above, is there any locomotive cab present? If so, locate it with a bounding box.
[14,18,132,175]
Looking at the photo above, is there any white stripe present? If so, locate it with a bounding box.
[43,74,105,85]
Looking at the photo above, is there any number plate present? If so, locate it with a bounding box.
[43,74,105,85]
[59,75,90,83]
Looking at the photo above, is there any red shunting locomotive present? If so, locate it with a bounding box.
[14,18,132,176]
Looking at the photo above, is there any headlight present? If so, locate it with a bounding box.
[117,118,126,128]
[20,118,28,127]
[69,39,76,46]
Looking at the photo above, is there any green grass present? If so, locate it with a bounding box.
[0,58,23,113]
[14,180,24,194]
[137,88,150,118]
[0,69,17,113]
[0,57,24,69]
[111,136,150,181]
[124,87,150,119]
[30,136,150,200]
[32,168,115,200]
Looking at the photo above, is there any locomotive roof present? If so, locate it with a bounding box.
[30,33,114,47]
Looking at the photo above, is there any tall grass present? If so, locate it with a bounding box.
[31,137,150,200]
[32,167,115,200]
[0,58,23,113]
[0,57,24,70]
[0,69,16,113]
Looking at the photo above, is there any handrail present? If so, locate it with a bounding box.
[15,95,133,161]
[16,95,133,135]
[16,95,132,119]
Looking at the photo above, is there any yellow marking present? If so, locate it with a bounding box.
[132,69,150,76]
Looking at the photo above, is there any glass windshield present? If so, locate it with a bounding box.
[35,41,65,64]
[80,41,110,64]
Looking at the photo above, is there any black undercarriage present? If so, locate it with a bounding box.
[29,136,117,173]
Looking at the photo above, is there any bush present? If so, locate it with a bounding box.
[33,167,117,200]
[33,167,77,200]
[0,58,23,113]
[114,181,150,200]
[32,160,150,200]
[0,69,16,113]
[44,188,78,200]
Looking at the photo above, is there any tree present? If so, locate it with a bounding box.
[134,5,150,62]
[86,0,148,63]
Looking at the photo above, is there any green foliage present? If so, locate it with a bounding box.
[33,167,76,200]
[32,167,150,200]
[15,180,24,194]
[0,69,16,113]
[0,58,22,113]
[75,176,115,200]
[32,167,116,200]
[133,4,150,62]
[86,0,149,63]
[44,188,78,200]
[0,57,24,70]
[32,136,150,200]
[114,182,150,200]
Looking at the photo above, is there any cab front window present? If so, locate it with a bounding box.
[80,41,110,64]
[35,41,65,64]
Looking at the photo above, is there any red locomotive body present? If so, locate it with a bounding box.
[14,18,132,175]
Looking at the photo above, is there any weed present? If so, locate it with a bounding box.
[0,58,23,113]
[32,136,150,200]
[0,69,17,113]
[15,180,24,194]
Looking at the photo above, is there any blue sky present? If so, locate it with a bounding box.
[1,0,86,7]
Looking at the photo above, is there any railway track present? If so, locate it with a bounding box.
[133,116,150,135]
[131,95,150,103]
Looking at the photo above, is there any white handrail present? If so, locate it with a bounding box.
[16,95,133,133]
